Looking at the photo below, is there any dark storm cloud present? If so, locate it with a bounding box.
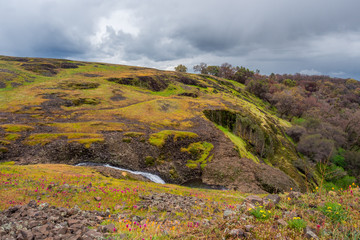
[1,0,360,78]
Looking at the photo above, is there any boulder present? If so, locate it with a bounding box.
[264,194,281,205]
[304,226,319,239]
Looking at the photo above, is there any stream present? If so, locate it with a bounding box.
[76,162,165,184]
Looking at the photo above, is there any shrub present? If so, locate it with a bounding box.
[319,202,348,223]
[297,134,334,162]
[286,125,306,142]
[287,217,307,231]
[249,206,272,220]
[331,148,346,168]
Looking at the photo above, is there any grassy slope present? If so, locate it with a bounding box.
[0,55,303,191]
[0,163,359,239]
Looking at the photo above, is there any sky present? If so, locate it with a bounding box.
[1,0,360,79]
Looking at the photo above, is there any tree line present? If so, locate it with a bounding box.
[175,63,255,84]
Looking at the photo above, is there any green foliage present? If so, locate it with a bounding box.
[292,117,306,125]
[148,130,198,147]
[287,217,307,231]
[249,206,272,220]
[331,148,346,168]
[322,162,356,189]
[319,202,348,223]
[334,176,356,189]
[283,79,297,87]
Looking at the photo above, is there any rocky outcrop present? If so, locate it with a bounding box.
[0,200,113,240]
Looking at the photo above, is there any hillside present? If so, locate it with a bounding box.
[0,55,309,193]
[0,162,359,239]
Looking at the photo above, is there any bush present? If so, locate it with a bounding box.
[249,206,272,220]
[286,126,306,142]
[287,217,307,231]
[331,148,346,168]
[297,134,334,162]
[319,202,348,223]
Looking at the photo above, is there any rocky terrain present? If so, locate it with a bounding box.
[0,163,359,239]
[0,200,108,240]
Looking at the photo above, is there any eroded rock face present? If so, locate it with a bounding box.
[0,200,109,240]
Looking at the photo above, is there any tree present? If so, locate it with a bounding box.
[297,134,334,163]
[174,64,187,73]
[245,79,269,100]
[234,66,254,84]
[193,63,208,74]
[207,66,220,76]
[219,63,235,79]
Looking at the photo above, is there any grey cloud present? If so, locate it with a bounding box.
[1,0,360,78]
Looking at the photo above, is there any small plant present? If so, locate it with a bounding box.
[249,206,272,220]
[319,202,348,223]
[287,217,307,231]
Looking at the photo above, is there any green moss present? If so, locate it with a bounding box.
[124,132,144,137]
[214,124,260,163]
[151,84,185,97]
[200,163,207,170]
[169,168,179,179]
[50,122,124,133]
[122,138,132,143]
[0,140,10,145]
[182,141,214,169]
[0,161,15,165]
[24,133,103,146]
[69,138,104,148]
[24,133,60,146]
[0,147,8,152]
[148,130,198,147]
[145,156,155,166]
[186,163,198,169]
[0,124,34,132]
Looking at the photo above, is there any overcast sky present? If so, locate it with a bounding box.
[1,0,360,79]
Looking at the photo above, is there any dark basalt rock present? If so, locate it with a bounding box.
[0,201,107,240]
